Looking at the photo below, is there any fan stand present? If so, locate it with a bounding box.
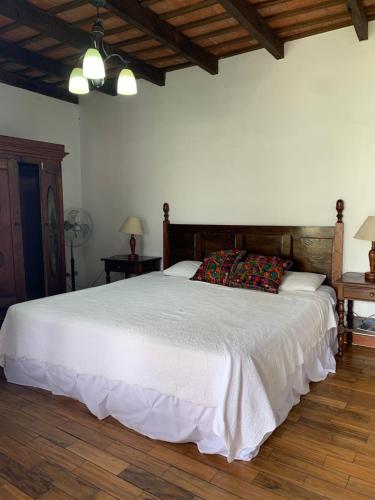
[70,240,76,291]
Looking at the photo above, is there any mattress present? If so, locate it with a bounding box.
[0,272,337,461]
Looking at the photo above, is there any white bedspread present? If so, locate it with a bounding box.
[0,272,337,461]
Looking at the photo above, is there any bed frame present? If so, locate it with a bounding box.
[162,199,344,288]
[163,199,344,355]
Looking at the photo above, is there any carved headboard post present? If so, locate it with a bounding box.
[163,202,170,270]
[332,199,344,284]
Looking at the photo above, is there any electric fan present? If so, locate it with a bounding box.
[64,208,93,291]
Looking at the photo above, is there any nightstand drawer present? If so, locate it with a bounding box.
[102,256,161,284]
[343,286,375,301]
[113,263,126,272]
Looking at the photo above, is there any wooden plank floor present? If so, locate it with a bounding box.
[0,346,374,499]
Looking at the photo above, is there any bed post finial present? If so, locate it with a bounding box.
[332,199,344,285]
[163,203,170,223]
[336,199,344,223]
[163,203,170,270]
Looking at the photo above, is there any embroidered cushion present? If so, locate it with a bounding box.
[229,254,293,294]
[191,249,246,286]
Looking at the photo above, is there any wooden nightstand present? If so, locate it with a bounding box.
[101,255,161,283]
[335,272,375,357]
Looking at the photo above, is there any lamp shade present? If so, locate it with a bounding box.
[68,68,89,95]
[82,48,105,80]
[119,216,143,235]
[117,68,137,95]
[354,216,375,241]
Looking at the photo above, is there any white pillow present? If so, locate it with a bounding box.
[279,271,326,292]
[163,261,202,279]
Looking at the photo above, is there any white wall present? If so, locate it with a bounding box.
[0,83,82,208]
[80,22,375,313]
[0,83,84,286]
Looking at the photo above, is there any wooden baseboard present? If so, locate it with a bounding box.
[352,332,375,348]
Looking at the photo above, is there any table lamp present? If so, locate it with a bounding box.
[119,216,143,261]
[354,216,375,282]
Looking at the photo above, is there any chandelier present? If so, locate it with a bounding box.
[69,0,137,96]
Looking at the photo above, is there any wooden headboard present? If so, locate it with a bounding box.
[162,200,344,287]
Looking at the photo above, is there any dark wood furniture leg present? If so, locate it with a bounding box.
[337,299,345,357]
[346,299,353,346]
[106,270,111,284]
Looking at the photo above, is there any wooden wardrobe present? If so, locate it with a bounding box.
[0,135,66,323]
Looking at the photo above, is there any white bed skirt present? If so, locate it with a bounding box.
[3,328,337,461]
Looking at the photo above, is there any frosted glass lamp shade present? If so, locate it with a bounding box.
[119,216,143,235]
[117,68,137,95]
[82,48,105,80]
[68,68,89,95]
[355,217,375,241]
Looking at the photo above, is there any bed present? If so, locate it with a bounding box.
[0,200,344,462]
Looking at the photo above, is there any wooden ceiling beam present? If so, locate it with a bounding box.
[0,38,72,80]
[104,0,218,74]
[18,12,113,56]
[80,0,218,41]
[108,0,219,50]
[0,23,21,35]
[346,0,368,40]
[217,0,284,59]
[23,1,217,55]
[160,0,218,22]
[48,0,89,15]
[174,0,343,35]
[0,0,88,37]
[0,67,78,104]
[205,7,367,58]
[178,13,231,34]
[15,0,338,65]
[0,0,165,86]
[113,35,150,50]
[113,0,375,69]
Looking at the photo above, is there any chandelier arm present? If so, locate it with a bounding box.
[104,52,129,67]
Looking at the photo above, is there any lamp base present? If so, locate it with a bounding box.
[367,243,375,282]
[365,271,375,282]
[128,234,137,261]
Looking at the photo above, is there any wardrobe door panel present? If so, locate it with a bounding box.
[40,161,66,296]
[0,159,25,306]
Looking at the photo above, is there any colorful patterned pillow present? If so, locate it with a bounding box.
[191,249,246,286]
[229,254,293,294]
